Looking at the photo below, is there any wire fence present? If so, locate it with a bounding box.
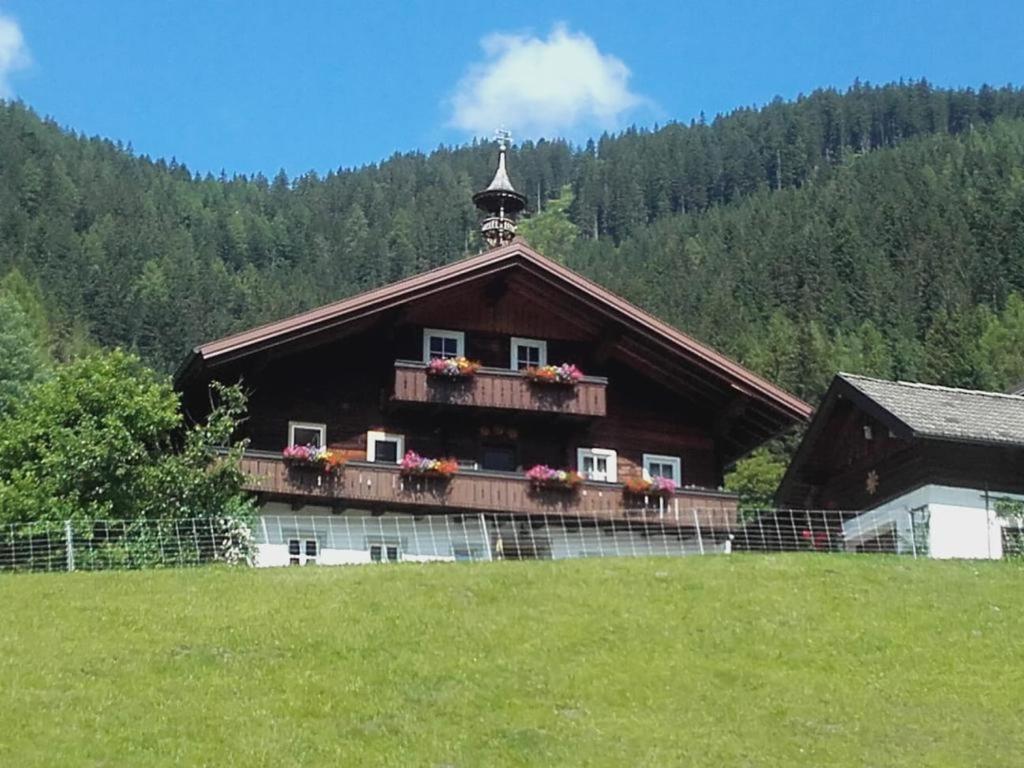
[3,509,1022,572]
[0,517,254,573]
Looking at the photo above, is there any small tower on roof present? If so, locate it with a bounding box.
[473,129,527,249]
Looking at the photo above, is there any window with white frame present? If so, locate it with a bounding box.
[288,421,326,448]
[287,538,318,566]
[422,328,465,361]
[577,447,617,483]
[643,454,682,483]
[366,430,405,463]
[369,542,400,563]
[510,336,547,370]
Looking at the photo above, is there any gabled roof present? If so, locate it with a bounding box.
[840,373,1024,446]
[176,240,811,455]
[775,372,1024,507]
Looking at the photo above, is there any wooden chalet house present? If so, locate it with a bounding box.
[175,143,810,566]
[776,373,1024,559]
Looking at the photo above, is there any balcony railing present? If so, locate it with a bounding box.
[240,452,738,529]
[392,360,607,417]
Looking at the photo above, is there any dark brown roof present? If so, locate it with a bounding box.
[176,240,811,454]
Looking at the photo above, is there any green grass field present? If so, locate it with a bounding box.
[2,556,1022,767]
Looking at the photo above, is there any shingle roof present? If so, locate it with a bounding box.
[840,373,1024,447]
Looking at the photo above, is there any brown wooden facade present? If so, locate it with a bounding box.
[393,361,608,417]
[178,241,810,523]
[776,377,1024,511]
[240,452,739,528]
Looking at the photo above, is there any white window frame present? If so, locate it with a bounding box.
[288,421,326,448]
[510,336,548,370]
[287,537,319,566]
[366,430,405,463]
[422,328,465,362]
[642,453,682,483]
[576,447,618,483]
[368,541,401,563]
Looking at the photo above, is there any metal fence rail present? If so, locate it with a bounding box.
[2,509,1022,573]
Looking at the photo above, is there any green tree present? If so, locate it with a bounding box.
[517,184,580,263]
[979,292,1024,389]
[0,289,49,416]
[0,350,253,525]
[921,306,991,388]
[724,447,789,518]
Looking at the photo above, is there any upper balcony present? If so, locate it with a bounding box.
[240,452,738,529]
[392,360,607,417]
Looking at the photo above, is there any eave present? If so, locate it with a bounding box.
[176,240,812,459]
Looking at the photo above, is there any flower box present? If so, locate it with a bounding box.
[282,445,344,474]
[425,356,481,379]
[525,464,583,491]
[522,363,584,386]
[399,451,459,480]
[623,476,677,499]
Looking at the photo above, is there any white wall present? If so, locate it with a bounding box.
[255,504,491,567]
[842,485,1023,560]
[253,503,722,567]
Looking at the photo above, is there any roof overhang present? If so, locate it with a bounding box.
[775,374,935,507]
[176,240,812,459]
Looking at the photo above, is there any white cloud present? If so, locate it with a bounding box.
[449,24,646,138]
[0,11,29,98]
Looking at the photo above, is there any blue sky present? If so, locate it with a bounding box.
[2,1,1022,176]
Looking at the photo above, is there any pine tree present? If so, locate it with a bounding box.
[0,288,49,416]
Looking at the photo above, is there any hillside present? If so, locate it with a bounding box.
[1,556,1022,766]
[3,81,1024,398]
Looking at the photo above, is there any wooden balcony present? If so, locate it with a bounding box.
[240,452,739,529]
[392,360,607,417]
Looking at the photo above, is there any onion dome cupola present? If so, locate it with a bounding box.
[473,131,527,249]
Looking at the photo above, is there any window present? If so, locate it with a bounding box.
[481,445,517,472]
[288,421,325,448]
[422,328,465,361]
[643,454,682,483]
[369,543,400,563]
[367,431,404,463]
[577,448,617,483]
[288,538,318,566]
[510,336,547,370]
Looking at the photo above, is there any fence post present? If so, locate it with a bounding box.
[65,520,75,572]
[692,509,705,555]
[907,511,918,559]
[479,514,493,562]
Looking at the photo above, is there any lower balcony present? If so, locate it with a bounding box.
[239,451,739,529]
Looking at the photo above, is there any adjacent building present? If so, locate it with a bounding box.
[776,373,1024,559]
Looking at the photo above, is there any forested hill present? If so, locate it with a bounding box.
[3,80,1024,400]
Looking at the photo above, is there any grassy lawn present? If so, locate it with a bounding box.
[1,555,1022,767]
